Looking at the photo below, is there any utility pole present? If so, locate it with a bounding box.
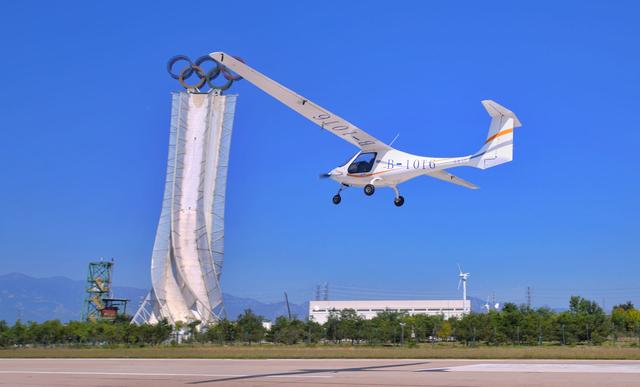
[16,303,24,321]
[323,282,329,301]
[315,285,321,301]
[527,287,532,309]
[284,292,292,320]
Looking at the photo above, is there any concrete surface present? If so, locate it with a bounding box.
[1,358,640,386]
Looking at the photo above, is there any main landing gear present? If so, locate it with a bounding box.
[364,184,375,196]
[331,184,405,207]
[391,186,405,207]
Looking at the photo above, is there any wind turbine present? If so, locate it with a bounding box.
[483,295,491,312]
[457,264,470,313]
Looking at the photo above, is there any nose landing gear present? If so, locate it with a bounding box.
[332,184,348,205]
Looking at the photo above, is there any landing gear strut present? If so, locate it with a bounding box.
[364,184,375,196]
[332,184,348,205]
[391,186,405,207]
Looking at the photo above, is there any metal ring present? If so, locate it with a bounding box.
[207,75,234,91]
[167,55,193,80]
[178,65,206,89]
[168,54,244,91]
[194,55,221,81]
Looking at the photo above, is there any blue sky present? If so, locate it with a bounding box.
[1,1,639,308]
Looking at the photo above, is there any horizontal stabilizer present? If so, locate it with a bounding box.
[425,169,478,190]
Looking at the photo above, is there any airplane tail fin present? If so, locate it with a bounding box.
[469,100,522,170]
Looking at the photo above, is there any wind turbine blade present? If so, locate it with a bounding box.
[457,279,461,289]
[457,263,462,274]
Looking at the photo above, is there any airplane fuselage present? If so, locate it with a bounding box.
[330,149,469,187]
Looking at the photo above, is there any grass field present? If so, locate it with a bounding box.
[2,344,640,359]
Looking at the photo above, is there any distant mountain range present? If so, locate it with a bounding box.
[0,273,495,324]
[0,273,307,323]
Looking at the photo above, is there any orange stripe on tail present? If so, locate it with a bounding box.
[484,128,513,144]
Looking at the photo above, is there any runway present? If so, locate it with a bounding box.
[1,358,640,386]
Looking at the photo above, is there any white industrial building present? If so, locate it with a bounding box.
[308,300,469,324]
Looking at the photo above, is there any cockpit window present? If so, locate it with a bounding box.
[348,152,377,174]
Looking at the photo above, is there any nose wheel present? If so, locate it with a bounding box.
[332,184,348,205]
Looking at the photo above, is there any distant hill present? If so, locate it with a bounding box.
[0,273,307,323]
[0,273,513,324]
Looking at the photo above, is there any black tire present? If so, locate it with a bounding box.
[364,184,375,196]
[394,195,405,207]
[332,195,342,205]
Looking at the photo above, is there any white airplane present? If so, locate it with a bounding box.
[210,52,522,207]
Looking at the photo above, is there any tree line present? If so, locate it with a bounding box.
[2,297,640,347]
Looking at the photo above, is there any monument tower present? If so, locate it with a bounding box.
[132,55,240,324]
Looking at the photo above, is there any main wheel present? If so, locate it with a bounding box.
[332,194,342,205]
[364,184,375,196]
[394,195,405,207]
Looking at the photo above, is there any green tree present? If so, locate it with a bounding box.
[437,320,452,340]
[337,309,361,343]
[0,320,9,347]
[270,316,306,344]
[304,320,323,344]
[324,311,340,342]
[204,319,236,343]
[612,302,640,335]
[236,309,265,344]
[370,311,404,344]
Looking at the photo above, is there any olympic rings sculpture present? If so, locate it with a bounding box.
[167,54,244,91]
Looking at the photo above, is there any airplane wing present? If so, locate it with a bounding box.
[425,170,479,190]
[209,52,390,152]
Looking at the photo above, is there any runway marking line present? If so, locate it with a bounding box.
[0,371,332,379]
[418,363,640,374]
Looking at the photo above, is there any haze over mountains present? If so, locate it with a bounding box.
[0,273,308,323]
[0,273,493,323]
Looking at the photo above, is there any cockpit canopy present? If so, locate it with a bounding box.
[347,152,377,174]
